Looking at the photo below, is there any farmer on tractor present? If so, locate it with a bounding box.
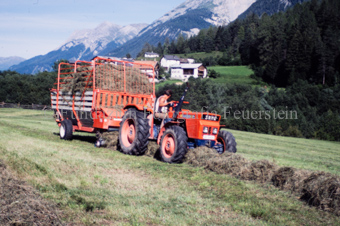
[155,89,173,120]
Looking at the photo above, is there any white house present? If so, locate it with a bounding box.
[144,52,160,58]
[160,55,180,72]
[170,63,207,81]
[134,60,160,80]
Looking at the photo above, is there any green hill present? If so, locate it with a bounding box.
[207,65,256,85]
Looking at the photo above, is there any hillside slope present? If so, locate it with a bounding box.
[237,0,309,19]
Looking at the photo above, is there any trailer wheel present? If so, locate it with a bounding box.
[60,119,73,140]
[217,130,237,153]
[119,109,150,155]
[160,126,188,163]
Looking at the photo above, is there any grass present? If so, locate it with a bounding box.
[156,79,183,89]
[1,108,340,225]
[207,65,256,85]
[230,129,340,176]
[175,51,224,60]
[156,65,258,90]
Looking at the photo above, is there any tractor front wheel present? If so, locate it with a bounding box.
[160,126,188,163]
[217,130,237,153]
[60,119,73,140]
[119,109,150,155]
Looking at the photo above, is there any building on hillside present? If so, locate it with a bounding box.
[134,60,160,80]
[170,63,207,81]
[160,55,180,72]
[144,52,160,58]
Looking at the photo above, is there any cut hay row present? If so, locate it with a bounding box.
[185,147,340,216]
[101,132,340,216]
[0,160,63,225]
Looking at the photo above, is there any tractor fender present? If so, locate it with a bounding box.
[157,121,180,145]
[123,104,144,111]
[124,104,153,113]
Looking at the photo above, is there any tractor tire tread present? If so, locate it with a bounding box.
[160,125,188,163]
[60,119,73,140]
[119,109,150,155]
[219,130,237,153]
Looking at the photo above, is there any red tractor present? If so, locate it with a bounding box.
[51,57,236,163]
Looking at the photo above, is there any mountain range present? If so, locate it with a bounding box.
[107,0,256,57]
[10,0,306,74]
[237,0,309,20]
[0,56,26,71]
[9,23,147,74]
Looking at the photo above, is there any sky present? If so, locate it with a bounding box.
[0,0,185,59]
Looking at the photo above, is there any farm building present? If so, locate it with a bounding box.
[144,52,160,58]
[170,63,207,81]
[134,60,160,80]
[160,55,180,72]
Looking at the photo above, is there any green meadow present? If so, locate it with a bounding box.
[0,108,339,225]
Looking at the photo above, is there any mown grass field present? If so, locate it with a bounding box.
[232,130,340,176]
[1,108,340,225]
[207,65,256,85]
[156,65,257,90]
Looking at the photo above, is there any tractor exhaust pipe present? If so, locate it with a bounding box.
[173,82,189,119]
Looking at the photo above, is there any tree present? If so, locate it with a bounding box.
[137,42,153,57]
[52,59,69,72]
[163,37,170,54]
[155,42,163,55]
[176,33,186,53]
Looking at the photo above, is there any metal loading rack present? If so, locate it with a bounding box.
[51,57,156,132]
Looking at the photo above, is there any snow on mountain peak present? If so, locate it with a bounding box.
[139,0,255,36]
[156,0,255,25]
[60,22,147,54]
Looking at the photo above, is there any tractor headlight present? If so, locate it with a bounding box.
[203,127,209,134]
[213,128,218,134]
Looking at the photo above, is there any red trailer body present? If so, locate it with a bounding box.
[51,57,156,135]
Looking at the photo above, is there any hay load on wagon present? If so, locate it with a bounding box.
[60,63,153,95]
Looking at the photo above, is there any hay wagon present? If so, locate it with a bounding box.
[51,56,155,136]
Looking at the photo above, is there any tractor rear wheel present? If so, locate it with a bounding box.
[160,126,188,163]
[217,130,237,153]
[60,119,73,140]
[119,109,150,155]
